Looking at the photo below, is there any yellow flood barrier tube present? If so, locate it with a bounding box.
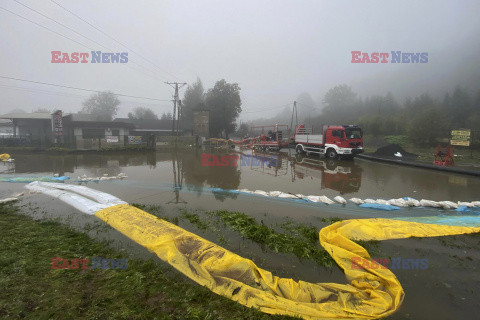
[96,204,480,319]
[24,182,480,319]
[0,153,11,161]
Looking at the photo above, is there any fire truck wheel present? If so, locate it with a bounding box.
[326,149,338,159]
[295,145,305,154]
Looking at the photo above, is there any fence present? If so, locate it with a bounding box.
[74,135,156,150]
[0,136,52,147]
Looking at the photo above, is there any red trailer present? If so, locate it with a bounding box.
[249,124,290,152]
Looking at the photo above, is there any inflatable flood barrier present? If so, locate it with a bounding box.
[0,176,70,183]
[0,153,11,162]
[24,182,480,320]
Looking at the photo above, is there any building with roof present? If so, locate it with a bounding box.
[63,114,134,150]
[0,111,134,150]
[0,119,14,137]
[0,112,53,146]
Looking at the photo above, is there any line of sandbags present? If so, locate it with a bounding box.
[235,188,480,211]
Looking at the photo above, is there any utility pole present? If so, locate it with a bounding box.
[176,100,182,133]
[165,82,187,135]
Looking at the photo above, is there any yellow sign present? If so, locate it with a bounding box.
[451,135,470,140]
[451,139,470,146]
[451,130,470,137]
[450,129,470,147]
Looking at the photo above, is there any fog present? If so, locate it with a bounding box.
[1,0,479,121]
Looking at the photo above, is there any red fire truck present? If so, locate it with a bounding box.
[294,125,364,159]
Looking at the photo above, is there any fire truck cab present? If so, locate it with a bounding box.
[294,125,364,159]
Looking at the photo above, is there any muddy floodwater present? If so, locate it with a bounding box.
[2,149,480,320]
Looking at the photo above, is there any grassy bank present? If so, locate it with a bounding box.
[0,203,296,320]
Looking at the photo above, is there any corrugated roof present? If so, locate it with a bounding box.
[69,113,101,122]
[0,112,51,120]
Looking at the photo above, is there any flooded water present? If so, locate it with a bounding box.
[2,149,480,319]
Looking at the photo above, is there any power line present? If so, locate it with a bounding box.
[0,4,169,83]
[0,5,90,48]
[50,0,180,80]
[0,76,171,101]
[13,0,110,51]
[0,83,173,107]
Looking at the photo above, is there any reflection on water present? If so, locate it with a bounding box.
[291,155,362,194]
[5,150,480,204]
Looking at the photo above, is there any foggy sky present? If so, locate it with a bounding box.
[1,0,479,121]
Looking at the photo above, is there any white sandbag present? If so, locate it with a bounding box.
[438,202,453,209]
[268,191,283,197]
[386,198,408,207]
[375,199,388,205]
[439,201,458,209]
[349,198,364,205]
[295,194,306,199]
[334,196,347,204]
[471,201,480,207]
[254,190,269,196]
[319,196,335,205]
[458,201,474,207]
[404,198,420,207]
[419,199,441,208]
[307,195,321,202]
[364,199,376,204]
[278,193,297,199]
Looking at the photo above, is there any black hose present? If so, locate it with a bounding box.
[357,154,480,177]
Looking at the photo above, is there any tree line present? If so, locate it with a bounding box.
[77,78,242,138]
[75,80,480,145]
[312,84,480,144]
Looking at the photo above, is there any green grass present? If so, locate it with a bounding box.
[384,135,408,146]
[0,203,297,320]
[176,210,378,269]
[205,210,337,267]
